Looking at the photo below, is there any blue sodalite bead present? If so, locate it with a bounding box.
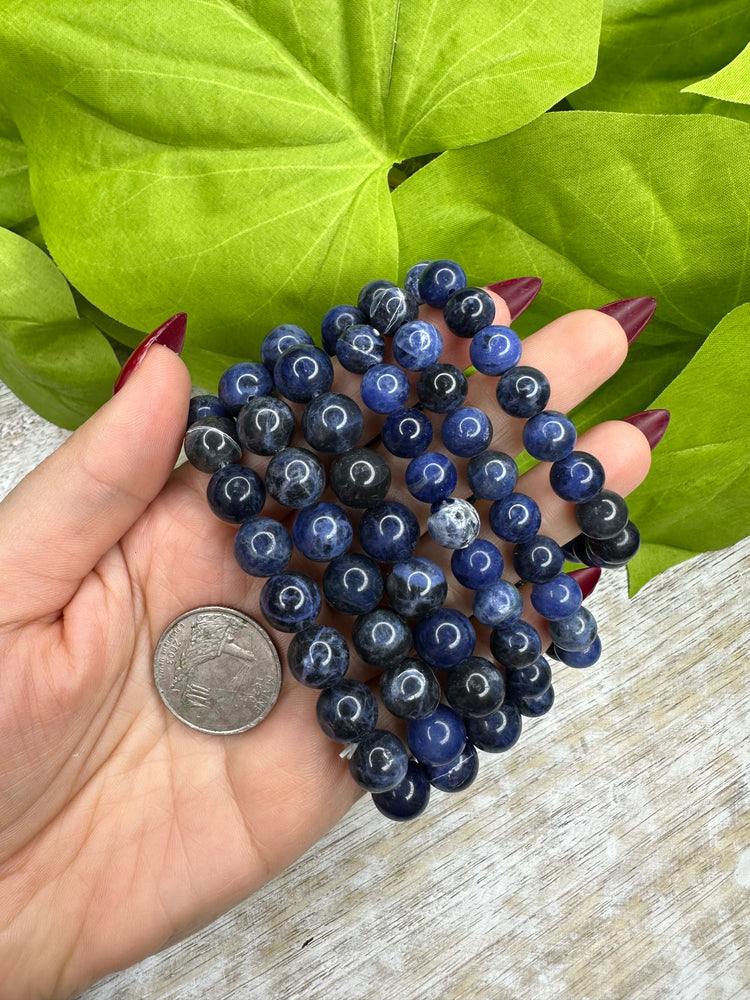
[351,607,412,667]
[359,501,420,562]
[427,498,481,549]
[329,448,391,508]
[372,760,431,821]
[385,556,448,618]
[444,656,505,717]
[187,393,228,427]
[549,450,605,502]
[379,658,440,720]
[574,489,629,540]
[403,260,432,303]
[417,363,468,413]
[316,679,378,742]
[512,534,565,584]
[548,606,598,651]
[349,730,410,792]
[513,684,555,718]
[496,365,551,418]
[464,704,522,753]
[184,416,242,473]
[320,303,366,355]
[206,464,265,523]
[236,396,295,455]
[265,447,326,508]
[323,553,383,614]
[423,742,479,792]
[466,449,518,500]
[367,285,418,336]
[357,279,396,317]
[335,324,385,372]
[407,704,467,766]
[273,343,334,403]
[490,620,543,668]
[405,451,457,503]
[472,580,523,627]
[301,391,363,453]
[552,634,602,667]
[260,324,313,371]
[584,521,640,567]
[489,492,542,543]
[451,539,504,590]
[259,572,321,632]
[562,533,592,565]
[530,573,582,621]
[392,320,443,370]
[234,516,293,577]
[443,286,495,338]
[522,409,577,462]
[218,362,273,414]
[505,656,552,700]
[360,364,410,413]
[381,408,433,457]
[287,624,350,688]
[413,608,476,669]
[469,325,522,375]
[440,406,493,457]
[292,501,353,561]
[417,259,468,308]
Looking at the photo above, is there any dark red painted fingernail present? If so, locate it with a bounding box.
[623,408,670,450]
[486,277,542,321]
[597,296,657,345]
[569,566,601,600]
[113,313,187,394]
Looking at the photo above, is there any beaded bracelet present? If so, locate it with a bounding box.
[184,259,642,822]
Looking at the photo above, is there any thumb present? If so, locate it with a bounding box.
[0,319,191,626]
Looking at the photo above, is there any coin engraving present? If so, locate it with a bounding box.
[154,607,281,735]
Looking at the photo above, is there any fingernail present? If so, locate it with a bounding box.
[623,408,671,450]
[113,313,187,394]
[569,566,601,600]
[486,277,542,322]
[597,296,657,345]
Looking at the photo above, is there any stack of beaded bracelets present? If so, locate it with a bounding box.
[183,259,641,822]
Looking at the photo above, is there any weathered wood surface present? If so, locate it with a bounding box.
[1,384,748,1000]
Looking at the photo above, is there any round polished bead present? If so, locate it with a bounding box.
[552,634,602,667]
[469,325,522,375]
[530,573,582,621]
[187,393,228,426]
[423,741,479,792]
[513,684,555,718]
[562,532,592,565]
[489,492,542,543]
[575,489,629,540]
[367,284,418,336]
[329,448,391,508]
[320,303,366,355]
[465,704,522,753]
[335,324,385,372]
[385,556,448,618]
[472,580,523,627]
[184,416,241,473]
[549,450,605,502]
[292,502,353,561]
[359,501,420,562]
[405,452,457,503]
[417,259,468,309]
[259,572,321,632]
[323,553,383,614]
[490,619,543,668]
[427,498,480,549]
[505,656,552,700]
[287,624,350,688]
[206,464,265,523]
[379,658,441,720]
[584,521,641,567]
[360,364,410,414]
[443,286,495,338]
[522,410,577,462]
[260,323,313,371]
[392,320,443,370]
[466,449,518,501]
[496,365,550,418]
[451,539,504,590]
[381,408,433,457]
[413,609,476,669]
[403,260,432,304]
[234,516,293,577]
[301,391,363,453]
[407,704,467,766]
[440,406,493,457]
[348,730,410,792]
[236,396,295,455]
[273,344,333,403]
[547,606,598,651]
[316,679,378,742]
[351,608,412,667]
[512,534,565,584]
[372,760,431,821]
[265,447,326,508]
[444,656,505,717]
[218,362,273,414]
[417,363,468,413]
[357,279,397,318]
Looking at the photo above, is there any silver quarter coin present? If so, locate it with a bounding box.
[153,606,282,735]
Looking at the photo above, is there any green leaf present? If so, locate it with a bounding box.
[683,40,750,107]
[0,227,119,428]
[0,93,33,228]
[626,303,750,594]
